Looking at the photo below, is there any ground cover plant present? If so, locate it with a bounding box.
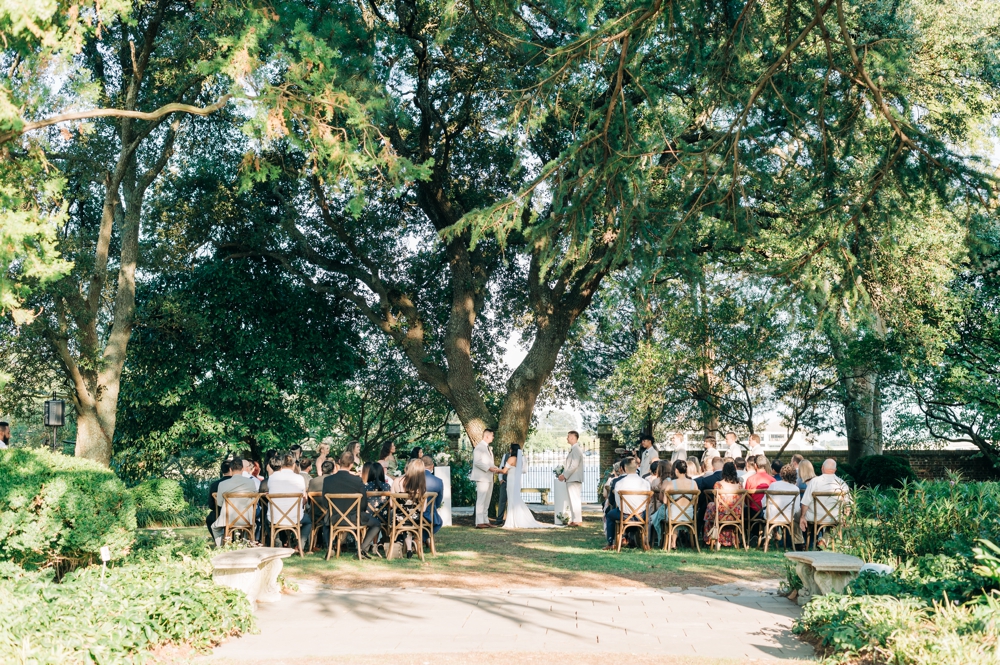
[131,477,203,528]
[0,531,255,665]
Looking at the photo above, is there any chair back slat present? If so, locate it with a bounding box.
[222,492,259,529]
[618,491,652,526]
[763,490,799,525]
[812,491,846,527]
[267,493,303,527]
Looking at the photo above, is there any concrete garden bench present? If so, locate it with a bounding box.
[211,547,295,608]
[523,487,551,504]
[785,551,865,604]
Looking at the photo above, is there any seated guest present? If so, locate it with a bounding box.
[696,457,725,492]
[211,459,258,546]
[421,455,444,536]
[647,461,672,541]
[602,457,651,550]
[658,459,697,549]
[735,457,748,482]
[770,459,783,481]
[797,458,816,495]
[364,461,392,512]
[747,433,764,458]
[799,459,851,542]
[686,456,702,479]
[206,458,234,539]
[791,454,804,482]
[268,454,312,551]
[322,451,381,557]
[309,460,335,493]
[298,457,314,486]
[702,461,743,548]
[394,459,429,558]
[644,459,659,482]
[701,459,712,475]
[744,455,773,514]
[765,464,803,547]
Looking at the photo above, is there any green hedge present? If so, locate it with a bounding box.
[132,478,203,527]
[0,449,136,570]
[0,536,255,664]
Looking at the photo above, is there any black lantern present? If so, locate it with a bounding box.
[44,398,65,428]
[445,422,462,438]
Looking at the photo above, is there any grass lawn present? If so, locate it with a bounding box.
[165,512,789,590]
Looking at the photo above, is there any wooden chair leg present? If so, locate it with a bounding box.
[356,527,363,560]
[326,528,335,561]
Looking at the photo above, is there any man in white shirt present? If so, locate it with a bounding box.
[701,436,721,466]
[603,457,651,549]
[267,454,312,551]
[724,431,742,459]
[638,434,658,477]
[747,433,764,458]
[800,459,851,535]
[764,464,803,546]
[211,459,259,545]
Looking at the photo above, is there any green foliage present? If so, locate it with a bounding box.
[796,591,1000,665]
[0,534,255,664]
[849,555,989,603]
[0,449,135,570]
[131,478,202,528]
[853,455,919,489]
[973,540,1000,588]
[841,479,1000,562]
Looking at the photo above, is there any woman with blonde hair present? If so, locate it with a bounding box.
[797,458,816,495]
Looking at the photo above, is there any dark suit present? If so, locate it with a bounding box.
[424,470,444,534]
[322,471,380,551]
[696,470,724,532]
[495,453,511,522]
[206,476,226,537]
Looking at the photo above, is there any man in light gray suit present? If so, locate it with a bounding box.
[211,459,259,545]
[557,431,585,526]
[470,428,500,528]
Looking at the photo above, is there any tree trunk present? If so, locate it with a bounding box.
[74,399,117,465]
[840,369,883,465]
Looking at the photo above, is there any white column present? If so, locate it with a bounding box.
[553,479,570,525]
[434,465,453,527]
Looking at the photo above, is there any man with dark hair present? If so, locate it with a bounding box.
[268,454,312,552]
[0,421,9,448]
[206,458,234,538]
[298,457,313,486]
[701,436,720,467]
[421,456,444,535]
[322,452,381,556]
[309,460,335,493]
[471,429,500,528]
[638,434,657,477]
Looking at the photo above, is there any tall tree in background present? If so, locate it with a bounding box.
[6,0,238,464]
[234,0,1000,452]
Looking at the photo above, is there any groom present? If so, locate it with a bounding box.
[557,430,585,526]
[471,428,500,529]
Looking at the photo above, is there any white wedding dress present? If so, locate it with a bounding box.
[502,454,561,529]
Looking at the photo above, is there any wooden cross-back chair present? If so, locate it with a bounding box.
[615,490,653,553]
[709,488,748,551]
[387,492,432,561]
[221,492,260,545]
[307,492,330,552]
[367,491,392,534]
[663,488,700,553]
[324,493,364,560]
[761,490,800,552]
[810,491,847,550]
[268,493,305,556]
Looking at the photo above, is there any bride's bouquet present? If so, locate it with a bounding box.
[553,465,564,477]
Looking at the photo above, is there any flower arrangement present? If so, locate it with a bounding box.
[557,510,571,524]
[434,452,453,466]
[553,465,565,477]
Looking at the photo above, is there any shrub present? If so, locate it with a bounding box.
[840,479,1000,562]
[796,591,1000,665]
[853,454,918,489]
[0,536,255,664]
[849,554,990,603]
[132,478,203,527]
[449,456,478,507]
[0,449,136,570]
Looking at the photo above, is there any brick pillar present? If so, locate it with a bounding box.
[598,421,615,473]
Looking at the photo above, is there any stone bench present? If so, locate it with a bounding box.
[212,547,295,608]
[522,487,551,505]
[785,551,865,604]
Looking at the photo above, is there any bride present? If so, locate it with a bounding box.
[500,444,561,529]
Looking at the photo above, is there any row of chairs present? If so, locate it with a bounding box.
[614,488,847,553]
[213,491,439,561]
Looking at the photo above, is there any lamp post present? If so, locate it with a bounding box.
[597,420,615,473]
[445,422,462,453]
[43,394,65,452]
